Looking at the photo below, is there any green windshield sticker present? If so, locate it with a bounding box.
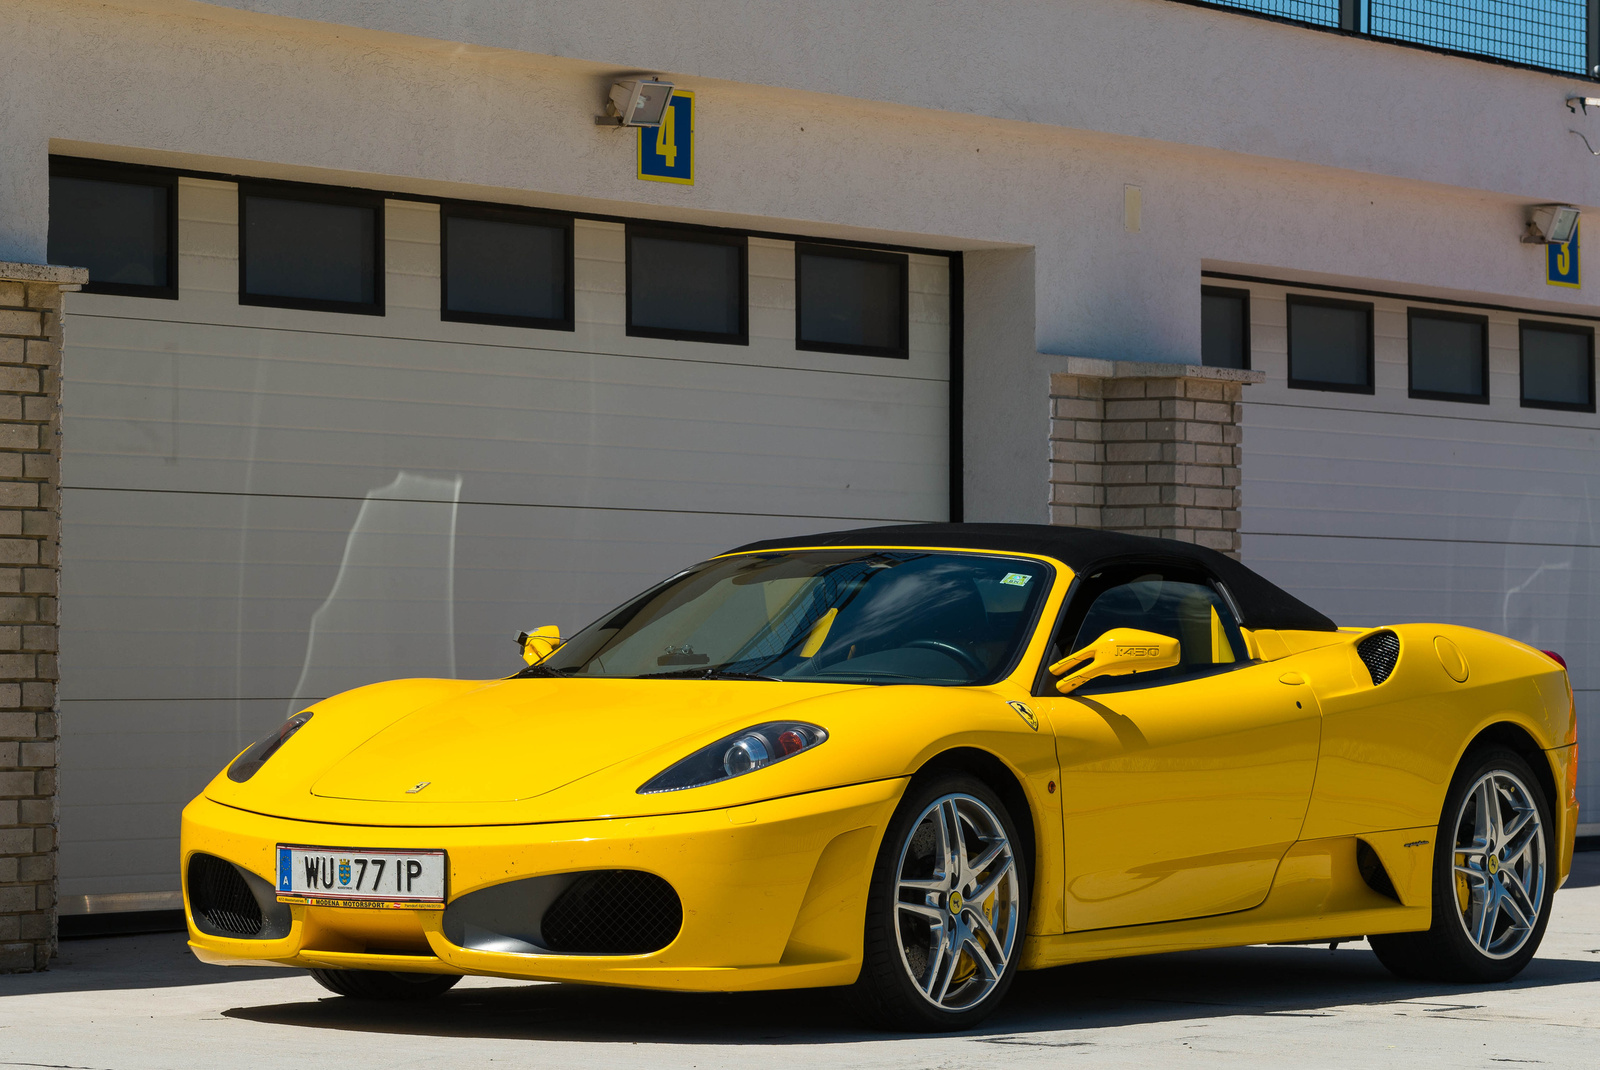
[1000,572,1031,587]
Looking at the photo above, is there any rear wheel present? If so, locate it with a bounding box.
[1370,746,1554,983]
[309,968,462,1000]
[851,774,1027,1031]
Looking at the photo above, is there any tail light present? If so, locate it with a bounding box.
[1543,649,1568,669]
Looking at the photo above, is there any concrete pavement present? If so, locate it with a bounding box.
[4,852,1598,1069]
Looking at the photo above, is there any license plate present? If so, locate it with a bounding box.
[275,845,446,909]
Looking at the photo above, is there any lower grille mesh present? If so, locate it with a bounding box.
[1357,631,1401,685]
[188,853,264,936]
[541,870,682,954]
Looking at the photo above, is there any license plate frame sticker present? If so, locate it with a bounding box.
[275,845,447,909]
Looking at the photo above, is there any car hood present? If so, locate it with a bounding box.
[307,676,840,804]
[201,674,937,826]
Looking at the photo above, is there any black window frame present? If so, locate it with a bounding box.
[1286,293,1375,395]
[48,157,179,300]
[794,242,910,360]
[1030,562,1250,698]
[1519,319,1596,414]
[1407,307,1489,405]
[238,180,385,317]
[1200,285,1251,370]
[439,201,575,332]
[625,223,748,346]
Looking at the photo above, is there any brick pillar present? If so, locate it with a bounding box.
[0,263,84,973]
[1048,358,1263,558]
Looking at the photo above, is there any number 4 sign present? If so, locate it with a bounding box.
[639,90,694,185]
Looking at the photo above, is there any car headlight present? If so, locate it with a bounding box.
[638,721,827,794]
[226,711,314,783]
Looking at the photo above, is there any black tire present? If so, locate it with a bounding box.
[309,968,463,1000]
[1370,745,1555,983]
[851,773,1029,1032]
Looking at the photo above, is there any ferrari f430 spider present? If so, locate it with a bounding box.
[183,524,1579,1030]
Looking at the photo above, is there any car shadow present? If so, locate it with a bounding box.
[220,942,1600,1045]
[0,933,287,996]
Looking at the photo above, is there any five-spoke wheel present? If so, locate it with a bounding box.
[853,774,1026,1030]
[1371,746,1554,982]
[1448,769,1547,960]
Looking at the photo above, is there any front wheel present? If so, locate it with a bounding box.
[309,968,462,1000]
[1370,746,1554,983]
[851,774,1028,1031]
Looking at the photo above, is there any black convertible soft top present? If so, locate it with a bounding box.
[729,522,1337,632]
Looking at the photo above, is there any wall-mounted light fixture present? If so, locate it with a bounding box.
[596,79,675,127]
[1523,204,1581,244]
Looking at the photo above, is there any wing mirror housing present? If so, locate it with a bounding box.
[518,625,563,666]
[1050,628,1181,695]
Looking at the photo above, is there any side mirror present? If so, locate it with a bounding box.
[517,625,563,666]
[1049,628,1181,695]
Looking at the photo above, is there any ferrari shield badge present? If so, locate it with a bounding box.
[1007,700,1039,731]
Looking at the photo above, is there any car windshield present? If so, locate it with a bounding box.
[536,550,1052,685]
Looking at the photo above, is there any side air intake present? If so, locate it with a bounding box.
[186,853,292,939]
[1357,631,1400,686]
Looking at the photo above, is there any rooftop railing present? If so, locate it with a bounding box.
[1194,0,1597,78]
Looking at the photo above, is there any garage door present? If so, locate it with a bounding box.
[57,177,952,910]
[1235,278,1599,835]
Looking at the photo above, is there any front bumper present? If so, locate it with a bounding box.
[181,778,904,992]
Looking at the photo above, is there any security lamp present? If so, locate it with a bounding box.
[598,79,675,127]
[1523,204,1581,245]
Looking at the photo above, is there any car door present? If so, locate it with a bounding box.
[1035,566,1322,931]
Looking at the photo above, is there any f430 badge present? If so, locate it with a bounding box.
[1007,700,1039,731]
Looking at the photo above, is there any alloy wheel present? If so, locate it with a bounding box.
[1450,769,1546,960]
[891,792,1020,1011]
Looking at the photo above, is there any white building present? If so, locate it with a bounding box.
[0,0,1595,950]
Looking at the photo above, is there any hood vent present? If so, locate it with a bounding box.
[1357,631,1400,685]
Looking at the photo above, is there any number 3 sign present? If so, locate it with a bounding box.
[639,90,694,185]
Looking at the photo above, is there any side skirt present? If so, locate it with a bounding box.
[1019,831,1435,970]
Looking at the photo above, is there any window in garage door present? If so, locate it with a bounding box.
[441,203,573,331]
[239,182,384,315]
[1520,320,1595,413]
[1201,286,1250,370]
[626,224,747,344]
[1409,308,1488,404]
[48,158,177,299]
[1287,294,1373,394]
[795,244,908,359]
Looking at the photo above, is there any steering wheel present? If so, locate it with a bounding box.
[899,639,987,678]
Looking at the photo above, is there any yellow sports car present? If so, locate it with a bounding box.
[181,523,1579,1030]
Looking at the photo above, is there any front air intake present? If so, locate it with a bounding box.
[541,871,683,954]
[442,870,684,956]
[186,853,292,939]
[1357,631,1400,685]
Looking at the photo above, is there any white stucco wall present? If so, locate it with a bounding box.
[1,0,1597,524]
[176,0,1600,206]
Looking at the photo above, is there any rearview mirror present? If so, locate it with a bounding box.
[1049,628,1181,695]
[517,625,563,666]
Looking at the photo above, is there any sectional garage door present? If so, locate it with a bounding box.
[56,177,952,910]
[1235,279,1599,835]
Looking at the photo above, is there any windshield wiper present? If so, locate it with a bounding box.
[637,669,782,682]
[802,671,949,683]
[515,663,577,678]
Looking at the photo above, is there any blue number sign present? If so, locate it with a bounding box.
[1548,223,1580,288]
[638,91,694,185]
